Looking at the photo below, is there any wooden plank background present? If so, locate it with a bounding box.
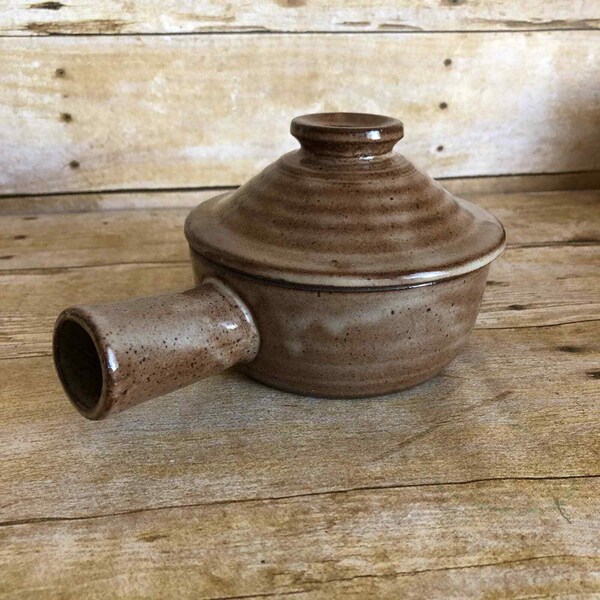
[1,4,599,596]
[3,0,600,35]
[0,2,599,199]
[1,190,599,362]
[1,188,599,597]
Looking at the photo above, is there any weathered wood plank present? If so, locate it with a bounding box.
[2,244,599,361]
[0,208,191,270]
[481,246,599,328]
[1,190,597,270]
[442,169,600,196]
[477,190,600,249]
[0,32,599,194]
[0,191,598,360]
[1,320,599,523]
[0,264,193,360]
[2,0,600,35]
[0,189,223,214]
[2,168,600,216]
[1,478,599,599]
[0,191,598,598]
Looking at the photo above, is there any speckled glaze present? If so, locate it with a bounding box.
[54,282,259,419]
[53,112,505,419]
[193,254,489,398]
[185,113,504,287]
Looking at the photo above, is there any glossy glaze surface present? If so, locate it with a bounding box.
[185,113,505,287]
[193,252,489,398]
[53,281,259,419]
[53,112,506,418]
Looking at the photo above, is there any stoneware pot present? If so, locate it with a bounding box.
[53,112,505,420]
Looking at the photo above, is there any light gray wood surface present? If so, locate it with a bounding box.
[2,0,599,35]
[0,31,598,196]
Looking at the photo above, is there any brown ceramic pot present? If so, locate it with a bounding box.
[53,112,505,420]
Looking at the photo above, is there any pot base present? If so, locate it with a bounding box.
[237,362,450,399]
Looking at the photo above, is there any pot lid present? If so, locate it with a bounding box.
[185,112,505,288]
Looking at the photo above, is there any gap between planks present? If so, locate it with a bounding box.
[1,170,600,215]
[2,27,600,39]
[1,473,598,529]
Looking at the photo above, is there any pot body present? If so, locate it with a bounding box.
[53,113,505,419]
[192,250,488,398]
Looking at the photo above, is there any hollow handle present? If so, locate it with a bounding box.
[53,279,259,420]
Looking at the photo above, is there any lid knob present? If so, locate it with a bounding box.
[290,112,404,157]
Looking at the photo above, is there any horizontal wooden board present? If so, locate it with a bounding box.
[1,190,599,598]
[2,169,600,215]
[0,31,599,195]
[2,0,600,35]
[1,190,598,266]
[442,169,600,196]
[0,189,226,214]
[2,244,599,360]
[0,190,598,360]
[0,191,598,522]
[1,320,598,523]
[2,478,599,598]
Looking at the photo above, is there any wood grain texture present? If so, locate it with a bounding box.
[0,31,599,195]
[0,190,599,598]
[0,189,225,214]
[2,0,600,35]
[2,319,599,520]
[2,478,599,598]
[3,244,599,361]
[2,170,600,215]
[441,169,600,196]
[0,190,598,361]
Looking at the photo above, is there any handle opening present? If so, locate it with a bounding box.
[54,317,104,415]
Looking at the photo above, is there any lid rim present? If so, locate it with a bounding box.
[188,242,506,290]
[185,205,506,289]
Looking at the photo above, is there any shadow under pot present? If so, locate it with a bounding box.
[53,112,505,420]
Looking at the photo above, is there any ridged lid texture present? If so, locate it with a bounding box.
[185,113,505,288]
